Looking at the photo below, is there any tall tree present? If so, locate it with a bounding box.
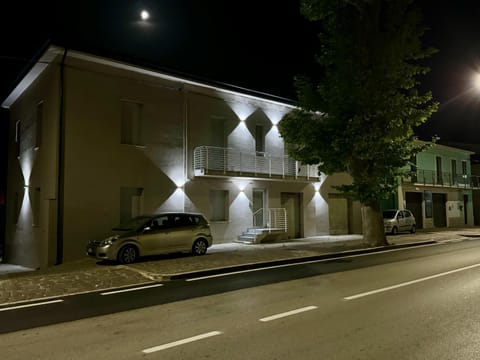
[279,0,438,246]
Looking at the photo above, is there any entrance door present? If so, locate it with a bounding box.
[405,192,423,229]
[281,192,302,239]
[464,194,469,225]
[432,193,447,227]
[328,196,349,235]
[252,189,266,228]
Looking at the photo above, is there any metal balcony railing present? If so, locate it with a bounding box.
[193,146,320,180]
[402,169,480,189]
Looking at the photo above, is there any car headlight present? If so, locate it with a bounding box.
[100,235,119,247]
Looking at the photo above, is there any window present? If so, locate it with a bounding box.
[255,125,265,153]
[424,191,433,218]
[14,191,21,224]
[451,159,457,184]
[120,187,144,224]
[32,187,41,226]
[462,160,468,175]
[210,190,229,221]
[121,101,144,146]
[410,156,417,182]
[15,120,21,157]
[35,102,43,149]
[152,215,170,230]
[436,156,443,185]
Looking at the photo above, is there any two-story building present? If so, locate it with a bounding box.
[389,142,478,229]
[2,44,343,269]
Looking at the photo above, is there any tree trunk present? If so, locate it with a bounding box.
[361,203,388,247]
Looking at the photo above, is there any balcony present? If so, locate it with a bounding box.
[402,169,480,189]
[193,146,320,181]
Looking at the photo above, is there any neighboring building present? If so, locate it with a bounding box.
[389,142,479,229]
[1,45,334,269]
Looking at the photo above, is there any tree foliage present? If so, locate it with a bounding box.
[279,0,438,207]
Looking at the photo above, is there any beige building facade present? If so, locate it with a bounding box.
[2,45,338,269]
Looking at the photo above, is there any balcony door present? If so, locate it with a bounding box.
[451,159,457,185]
[253,189,266,228]
[436,156,443,185]
[211,117,226,148]
[255,125,265,154]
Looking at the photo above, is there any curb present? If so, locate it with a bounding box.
[163,240,438,280]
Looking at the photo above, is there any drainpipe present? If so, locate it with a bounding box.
[56,48,67,265]
[182,85,188,212]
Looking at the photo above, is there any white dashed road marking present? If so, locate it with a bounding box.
[0,299,64,312]
[142,331,223,353]
[100,283,164,295]
[344,262,480,300]
[259,306,318,322]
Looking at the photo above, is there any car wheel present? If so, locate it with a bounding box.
[391,226,398,235]
[411,225,416,234]
[118,245,138,264]
[192,239,208,256]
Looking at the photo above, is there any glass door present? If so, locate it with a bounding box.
[253,189,266,228]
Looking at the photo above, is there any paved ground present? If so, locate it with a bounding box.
[1,228,480,306]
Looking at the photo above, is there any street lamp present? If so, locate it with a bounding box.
[471,72,480,92]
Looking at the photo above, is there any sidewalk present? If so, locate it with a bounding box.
[1,228,479,306]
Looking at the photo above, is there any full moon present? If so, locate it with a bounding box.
[140,10,150,21]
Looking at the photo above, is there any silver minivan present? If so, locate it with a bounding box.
[86,212,213,264]
[383,209,416,235]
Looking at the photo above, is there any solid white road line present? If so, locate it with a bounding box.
[259,306,318,322]
[142,331,223,354]
[100,283,163,295]
[0,299,64,312]
[344,262,480,300]
[186,242,438,281]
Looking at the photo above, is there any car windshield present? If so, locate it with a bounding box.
[112,216,152,231]
[382,210,397,219]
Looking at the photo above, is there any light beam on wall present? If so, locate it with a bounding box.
[262,107,290,125]
[228,101,256,121]
[155,188,186,213]
[19,151,35,187]
[234,180,250,192]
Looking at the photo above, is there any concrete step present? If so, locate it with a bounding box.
[237,227,288,244]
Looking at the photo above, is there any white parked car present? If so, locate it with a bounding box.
[383,209,416,235]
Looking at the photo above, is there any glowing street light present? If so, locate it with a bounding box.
[473,73,480,91]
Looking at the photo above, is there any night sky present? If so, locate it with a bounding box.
[2,0,480,195]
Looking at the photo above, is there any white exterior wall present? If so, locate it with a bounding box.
[3,47,331,268]
[185,91,328,241]
[61,58,187,262]
[5,62,60,269]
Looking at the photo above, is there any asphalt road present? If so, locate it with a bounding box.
[1,238,480,359]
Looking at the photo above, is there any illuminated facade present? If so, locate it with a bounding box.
[2,45,344,269]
